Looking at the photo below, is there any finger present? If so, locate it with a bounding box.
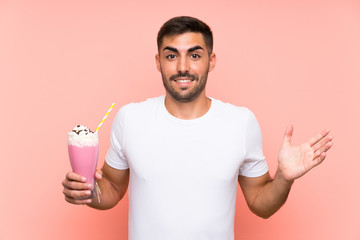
[65,196,92,205]
[62,178,92,190]
[311,152,327,168]
[308,129,330,147]
[283,124,294,146]
[312,135,333,153]
[314,141,333,158]
[95,170,103,180]
[66,171,87,182]
[63,187,93,200]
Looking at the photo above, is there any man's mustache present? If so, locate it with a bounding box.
[170,73,198,81]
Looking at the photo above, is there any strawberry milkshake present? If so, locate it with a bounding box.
[68,125,99,197]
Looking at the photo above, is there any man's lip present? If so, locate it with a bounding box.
[172,79,194,86]
[173,78,194,81]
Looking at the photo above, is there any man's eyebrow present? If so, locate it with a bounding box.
[163,46,178,53]
[162,46,204,53]
[188,46,204,52]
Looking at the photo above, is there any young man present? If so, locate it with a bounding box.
[62,16,333,239]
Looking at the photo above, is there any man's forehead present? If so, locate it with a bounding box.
[161,32,206,51]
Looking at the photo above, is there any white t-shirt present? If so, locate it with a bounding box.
[106,96,268,240]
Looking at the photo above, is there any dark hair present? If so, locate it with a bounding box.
[157,16,213,54]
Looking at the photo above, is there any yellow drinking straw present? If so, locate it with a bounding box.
[95,102,115,132]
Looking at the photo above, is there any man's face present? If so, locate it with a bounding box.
[156,32,216,102]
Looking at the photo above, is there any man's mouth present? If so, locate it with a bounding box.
[174,79,192,83]
[170,73,197,82]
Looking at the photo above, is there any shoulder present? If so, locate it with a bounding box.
[114,96,164,121]
[210,98,262,129]
[127,96,163,110]
[211,98,252,119]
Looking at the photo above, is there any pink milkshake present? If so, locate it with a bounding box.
[68,125,99,197]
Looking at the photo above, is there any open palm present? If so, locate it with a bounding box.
[278,125,333,181]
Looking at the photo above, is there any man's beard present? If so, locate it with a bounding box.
[161,70,209,103]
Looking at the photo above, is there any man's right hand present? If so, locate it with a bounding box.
[62,171,102,205]
[62,163,129,210]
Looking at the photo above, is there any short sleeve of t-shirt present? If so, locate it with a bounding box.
[238,110,268,177]
[105,105,129,170]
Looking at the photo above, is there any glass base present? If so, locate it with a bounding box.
[90,188,97,199]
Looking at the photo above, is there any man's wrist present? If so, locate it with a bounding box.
[275,168,295,186]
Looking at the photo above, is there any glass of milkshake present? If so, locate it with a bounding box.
[68,125,99,198]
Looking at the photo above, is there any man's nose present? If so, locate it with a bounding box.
[177,56,190,73]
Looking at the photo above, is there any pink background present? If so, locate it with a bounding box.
[1,0,359,239]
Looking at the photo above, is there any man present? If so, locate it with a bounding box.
[62,16,333,239]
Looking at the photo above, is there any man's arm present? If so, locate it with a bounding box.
[238,171,292,219]
[238,125,333,219]
[62,162,129,210]
[87,163,129,210]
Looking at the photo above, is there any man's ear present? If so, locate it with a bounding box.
[209,52,216,72]
[155,53,161,72]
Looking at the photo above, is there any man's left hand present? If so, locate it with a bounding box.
[277,125,333,182]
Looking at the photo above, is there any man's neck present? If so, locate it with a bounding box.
[164,93,211,120]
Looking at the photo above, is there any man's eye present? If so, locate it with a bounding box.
[166,54,176,59]
[191,54,200,59]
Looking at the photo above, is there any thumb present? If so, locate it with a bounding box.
[283,124,294,146]
[95,169,103,180]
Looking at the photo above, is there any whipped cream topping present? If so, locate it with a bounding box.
[68,125,98,147]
